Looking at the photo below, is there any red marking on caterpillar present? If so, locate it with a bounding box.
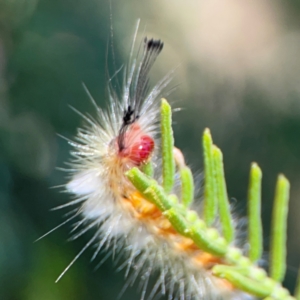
[118,122,155,165]
[129,134,154,164]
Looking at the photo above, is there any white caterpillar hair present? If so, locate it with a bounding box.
[51,25,255,300]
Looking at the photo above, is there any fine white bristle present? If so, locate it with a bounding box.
[52,29,254,300]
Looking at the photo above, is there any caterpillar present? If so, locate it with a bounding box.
[53,27,255,300]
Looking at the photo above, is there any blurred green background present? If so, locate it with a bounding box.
[1,0,300,299]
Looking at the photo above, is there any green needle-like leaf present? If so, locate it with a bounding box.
[142,161,154,177]
[143,184,173,212]
[203,128,217,225]
[213,145,234,243]
[126,167,172,212]
[188,226,227,256]
[247,162,263,262]
[213,265,275,298]
[126,167,153,193]
[180,166,194,207]
[163,208,190,236]
[270,174,290,282]
[161,98,175,193]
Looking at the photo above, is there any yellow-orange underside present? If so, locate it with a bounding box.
[124,191,234,292]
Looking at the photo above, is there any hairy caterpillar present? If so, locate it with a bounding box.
[51,27,256,300]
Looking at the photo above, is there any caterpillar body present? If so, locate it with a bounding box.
[58,31,254,300]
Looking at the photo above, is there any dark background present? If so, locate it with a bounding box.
[1,0,300,299]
